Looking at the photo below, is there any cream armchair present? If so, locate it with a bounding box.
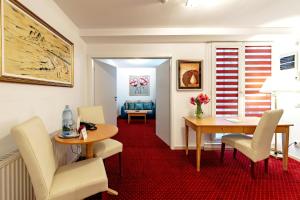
[78,106,123,175]
[220,109,283,178]
[11,117,108,200]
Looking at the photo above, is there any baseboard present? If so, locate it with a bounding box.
[173,143,232,151]
[173,146,198,150]
[204,143,222,150]
[288,154,300,162]
[174,145,300,163]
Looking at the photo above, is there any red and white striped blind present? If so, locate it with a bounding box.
[245,46,272,117]
[216,48,239,117]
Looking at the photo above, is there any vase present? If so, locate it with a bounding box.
[195,104,203,119]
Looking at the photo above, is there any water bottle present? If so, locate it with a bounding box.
[62,105,74,136]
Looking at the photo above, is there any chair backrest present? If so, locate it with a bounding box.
[252,109,284,156]
[78,105,105,124]
[11,117,57,200]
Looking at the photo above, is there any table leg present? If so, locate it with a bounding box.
[86,143,94,159]
[107,188,118,196]
[128,115,130,124]
[282,128,289,171]
[196,130,202,172]
[185,125,189,155]
[145,115,146,124]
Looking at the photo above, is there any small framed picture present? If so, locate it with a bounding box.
[280,53,297,70]
[177,60,202,90]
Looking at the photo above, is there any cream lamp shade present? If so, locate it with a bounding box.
[260,76,300,93]
[259,77,274,94]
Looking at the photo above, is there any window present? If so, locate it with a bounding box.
[215,48,239,117]
[245,46,272,117]
[211,44,272,142]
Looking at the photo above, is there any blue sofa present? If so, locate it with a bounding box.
[120,100,156,119]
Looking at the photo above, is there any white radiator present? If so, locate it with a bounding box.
[0,135,80,200]
[0,150,35,200]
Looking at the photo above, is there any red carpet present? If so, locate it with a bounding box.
[103,119,300,200]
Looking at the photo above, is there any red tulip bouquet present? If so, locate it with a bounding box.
[190,93,210,118]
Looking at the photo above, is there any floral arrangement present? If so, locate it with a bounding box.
[190,93,210,118]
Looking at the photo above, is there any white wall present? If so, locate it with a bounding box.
[0,0,87,156]
[272,41,300,159]
[117,67,156,114]
[87,43,212,149]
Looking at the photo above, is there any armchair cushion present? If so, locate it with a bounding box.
[221,134,252,148]
[234,137,261,162]
[50,158,108,200]
[222,134,264,162]
[94,139,123,159]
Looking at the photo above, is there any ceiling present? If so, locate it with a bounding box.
[54,0,300,28]
[97,59,168,68]
[54,0,300,43]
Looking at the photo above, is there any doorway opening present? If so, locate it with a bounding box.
[92,58,172,147]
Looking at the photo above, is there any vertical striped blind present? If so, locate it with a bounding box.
[245,46,272,117]
[216,48,239,117]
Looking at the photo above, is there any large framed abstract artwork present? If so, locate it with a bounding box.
[0,0,74,87]
[129,75,150,96]
[177,60,202,90]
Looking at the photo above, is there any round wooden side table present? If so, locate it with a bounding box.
[54,124,118,158]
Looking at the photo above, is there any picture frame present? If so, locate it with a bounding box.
[0,0,74,87]
[129,75,150,96]
[177,60,202,90]
[280,52,297,71]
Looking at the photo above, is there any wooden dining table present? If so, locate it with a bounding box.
[54,124,118,158]
[184,116,293,172]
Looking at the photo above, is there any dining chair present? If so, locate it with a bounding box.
[11,116,108,200]
[78,106,123,176]
[220,109,283,178]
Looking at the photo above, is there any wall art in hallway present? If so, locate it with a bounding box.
[129,75,150,96]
